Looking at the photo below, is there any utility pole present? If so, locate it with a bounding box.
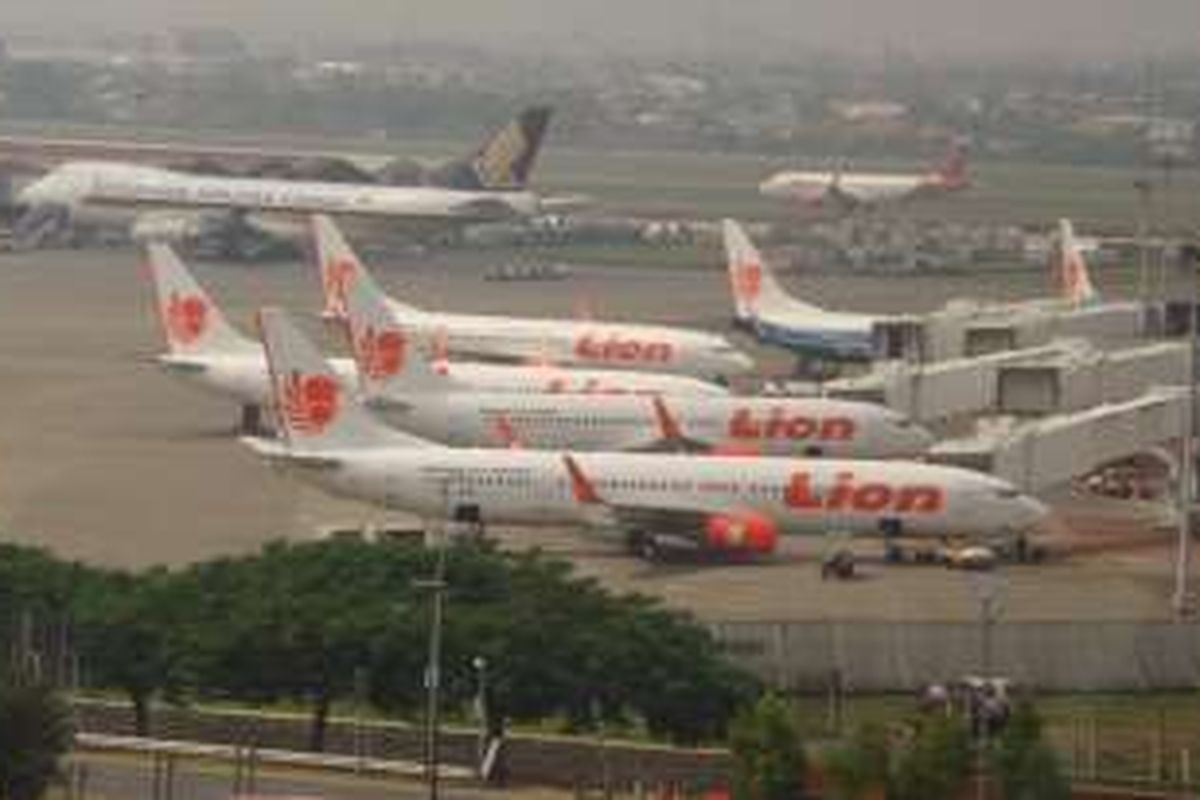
[417,476,452,800]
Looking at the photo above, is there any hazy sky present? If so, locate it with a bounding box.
[3,0,1199,60]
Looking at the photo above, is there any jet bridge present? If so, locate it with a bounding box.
[830,338,1190,426]
[931,387,1188,493]
[872,299,1147,364]
[828,340,1086,423]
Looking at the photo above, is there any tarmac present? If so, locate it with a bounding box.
[0,244,1187,621]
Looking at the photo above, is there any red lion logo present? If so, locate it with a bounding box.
[355,325,406,380]
[280,372,340,434]
[323,258,356,316]
[165,292,208,345]
[735,260,762,301]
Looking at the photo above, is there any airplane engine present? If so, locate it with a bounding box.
[703,511,779,554]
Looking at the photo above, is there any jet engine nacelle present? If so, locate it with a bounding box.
[703,511,779,554]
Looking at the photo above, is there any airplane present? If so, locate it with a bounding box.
[314,214,754,379]
[759,141,970,211]
[244,307,1048,560]
[342,259,934,458]
[0,106,554,190]
[13,157,543,258]
[144,241,358,432]
[723,219,876,361]
[145,241,724,433]
[722,217,1103,362]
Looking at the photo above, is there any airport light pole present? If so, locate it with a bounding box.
[417,477,452,800]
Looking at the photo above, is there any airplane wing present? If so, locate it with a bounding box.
[562,454,738,535]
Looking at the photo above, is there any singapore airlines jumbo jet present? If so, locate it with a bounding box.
[314,215,753,379]
[243,307,1047,559]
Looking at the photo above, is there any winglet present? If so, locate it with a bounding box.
[563,454,602,504]
[651,395,685,443]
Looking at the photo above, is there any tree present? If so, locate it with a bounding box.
[823,723,890,800]
[73,569,190,736]
[889,715,972,800]
[992,701,1069,800]
[729,693,807,800]
[0,679,72,800]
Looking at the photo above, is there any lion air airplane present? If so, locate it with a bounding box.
[314,214,753,378]
[759,142,970,211]
[343,259,933,458]
[144,242,358,432]
[144,243,725,432]
[245,307,1047,559]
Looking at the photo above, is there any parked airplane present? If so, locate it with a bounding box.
[723,219,876,360]
[246,307,1047,559]
[13,158,542,257]
[145,240,724,434]
[342,261,933,457]
[723,217,1102,362]
[314,214,754,379]
[0,106,553,190]
[144,242,357,432]
[343,249,728,397]
[759,141,969,211]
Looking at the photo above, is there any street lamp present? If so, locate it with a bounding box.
[472,655,489,775]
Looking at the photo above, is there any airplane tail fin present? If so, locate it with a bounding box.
[1057,218,1100,306]
[933,139,970,189]
[722,219,824,320]
[311,214,423,320]
[428,105,553,191]
[342,252,459,398]
[145,243,257,356]
[257,307,432,451]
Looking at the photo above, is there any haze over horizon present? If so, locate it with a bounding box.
[2,0,1199,61]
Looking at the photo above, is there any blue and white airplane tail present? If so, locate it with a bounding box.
[722,218,825,324]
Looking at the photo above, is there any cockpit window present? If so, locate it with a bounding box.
[995,487,1021,499]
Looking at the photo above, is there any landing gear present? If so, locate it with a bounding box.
[625,530,663,562]
[240,403,264,436]
[880,518,903,563]
[821,549,856,580]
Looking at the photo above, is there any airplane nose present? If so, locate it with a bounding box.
[758,177,784,198]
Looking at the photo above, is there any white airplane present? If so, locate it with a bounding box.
[245,307,1048,559]
[343,260,934,458]
[145,241,724,432]
[723,219,876,360]
[759,142,969,211]
[314,214,754,379]
[722,217,1102,361]
[145,241,358,431]
[13,159,543,256]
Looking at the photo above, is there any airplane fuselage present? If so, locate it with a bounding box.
[286,447,1045,540]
